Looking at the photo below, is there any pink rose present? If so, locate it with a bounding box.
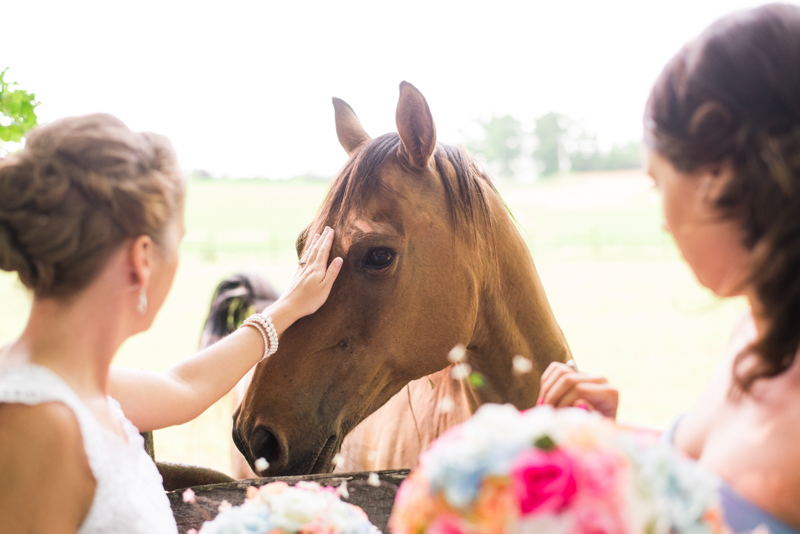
[426,514,466,534]
[572,497,631,534]
[511,448,577,515]
[578,450,625,497]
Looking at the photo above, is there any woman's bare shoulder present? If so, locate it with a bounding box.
[0,402,96,533]
[673,309,755,457]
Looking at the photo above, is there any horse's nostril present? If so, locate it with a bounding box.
[249,426,283,469]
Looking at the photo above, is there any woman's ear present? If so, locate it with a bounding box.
[129,235,155,291]
[699,159,735,204]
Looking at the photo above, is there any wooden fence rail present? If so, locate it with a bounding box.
[168,470,410,534]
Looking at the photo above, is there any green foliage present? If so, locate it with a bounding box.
[533,112,570,176]
[571,139,642,172]
[468,115,523,179]
[0,68,40,144]
[468,112,640,180]
[534,434,556,451]
[602,141,642,170]
[468,371,486,389]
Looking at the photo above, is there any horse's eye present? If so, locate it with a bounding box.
[363,248,394,269]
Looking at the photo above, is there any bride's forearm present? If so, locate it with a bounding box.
[111,301,300,431]
[112,227,341,432]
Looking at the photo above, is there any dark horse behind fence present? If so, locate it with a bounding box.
[213,82,572,477]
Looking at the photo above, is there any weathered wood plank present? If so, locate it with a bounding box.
[168,469,410,534]
[158,462,236,491]
[141,431,155,461]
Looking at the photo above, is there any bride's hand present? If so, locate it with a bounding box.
[273,226,343,322]
[537,361,619,419]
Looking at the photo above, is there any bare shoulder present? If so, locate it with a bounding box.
[673,314,752,458]
[0,402,96,533]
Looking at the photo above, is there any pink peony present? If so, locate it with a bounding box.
[390,471,449,534]
[426,514,466,534]
[572,498,631,534]
[577,450,625,497]
[510,448,577,515]
[471,478,516,534]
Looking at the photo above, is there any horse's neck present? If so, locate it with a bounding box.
[337,190,570,473]
[337,366,472,472]
[466,193,572,410]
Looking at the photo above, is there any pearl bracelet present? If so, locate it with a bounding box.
[242,314,279,363]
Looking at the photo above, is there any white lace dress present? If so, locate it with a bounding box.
[0,363,178,534]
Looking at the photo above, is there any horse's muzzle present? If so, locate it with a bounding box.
[231,420,288,475]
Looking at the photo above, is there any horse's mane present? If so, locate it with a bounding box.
[310,133,498,250]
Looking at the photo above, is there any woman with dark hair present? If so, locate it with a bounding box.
[539,4,800,532]
[0,114,343,533]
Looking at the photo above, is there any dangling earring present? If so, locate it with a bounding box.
[137,286,148,315]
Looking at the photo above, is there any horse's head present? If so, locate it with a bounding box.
[232,82,568,476]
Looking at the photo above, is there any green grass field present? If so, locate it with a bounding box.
[0,170,746,475]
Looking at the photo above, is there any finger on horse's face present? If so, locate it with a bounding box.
[310,232,329,263]
[308,234,321,255]
[324,229,335,246]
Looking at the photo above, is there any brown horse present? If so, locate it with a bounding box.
[231,82,572,477]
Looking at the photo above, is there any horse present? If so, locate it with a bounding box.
[229,81,573,477]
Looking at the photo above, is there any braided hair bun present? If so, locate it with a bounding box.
[0,114,184,298]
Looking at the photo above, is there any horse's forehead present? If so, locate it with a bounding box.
[340,219,400,248]
[337,196,433,251]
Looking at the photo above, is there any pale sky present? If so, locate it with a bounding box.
[2,0,786,178]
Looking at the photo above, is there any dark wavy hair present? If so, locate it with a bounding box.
[645,3,800,391]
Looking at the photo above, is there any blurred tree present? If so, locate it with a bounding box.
[533,112,570,176]
[468,110,641,178]
[468,114,523,179]
[566,130,602,172]
[600,141,641,170]
[570,137,641,172]
[0,68,40,153]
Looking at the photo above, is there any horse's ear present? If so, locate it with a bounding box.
[333,97,371,155]
[396,81,437,168]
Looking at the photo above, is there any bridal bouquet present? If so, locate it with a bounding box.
[389,404,730,534]
[196,480,380,534]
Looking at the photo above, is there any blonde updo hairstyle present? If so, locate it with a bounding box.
[0,113,185,299]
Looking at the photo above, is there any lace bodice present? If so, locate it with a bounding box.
[0,363,177,534]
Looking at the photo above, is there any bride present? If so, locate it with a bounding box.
[539,4,800,533]
[0,114,343,533]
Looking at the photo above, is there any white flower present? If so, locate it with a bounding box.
[337,481,350,499]
[182,488,196,504]
[447,344,467,363]
[264,486,328,532]
[439,395,455,413]
[451,363,472,380]
[512,355,533,374]
[198,504,271,534]
[217,500,232,512]
[367,473,381,487]
[254,457,269,472]
[200,480,379,534]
